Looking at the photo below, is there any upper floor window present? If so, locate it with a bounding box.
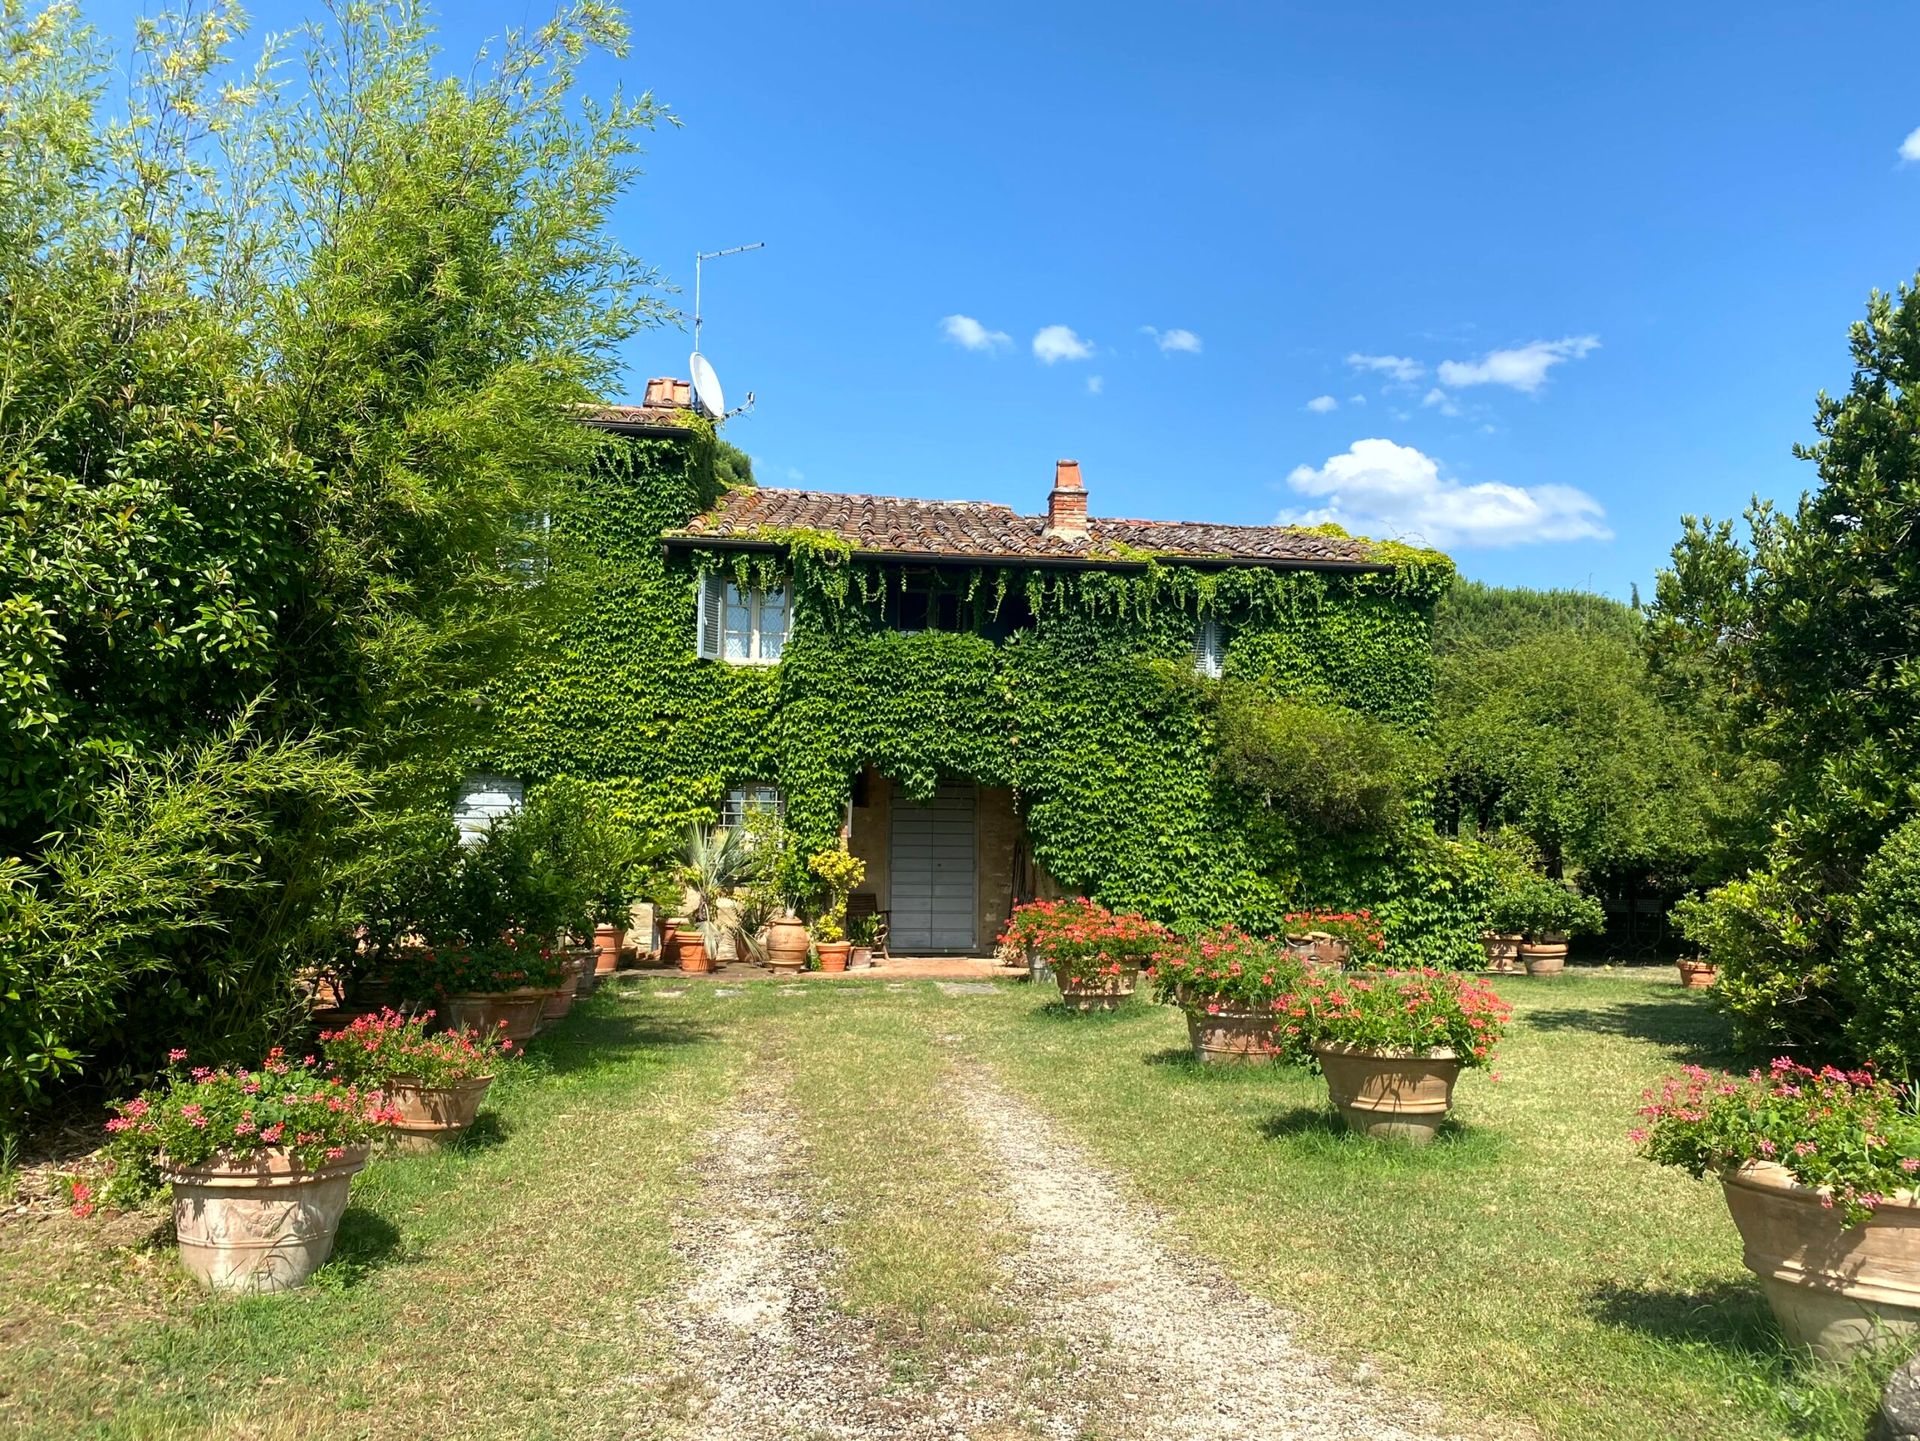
[721,783,785,829]
[697,574,790,664]
[1193,618,1225,679]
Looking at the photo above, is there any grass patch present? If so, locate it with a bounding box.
[949,971,1910,1441]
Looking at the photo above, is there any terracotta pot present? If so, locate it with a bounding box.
[765,916,810,971]
[570,945,600,997]
[817,940,851,972]
[162,1144,371,1293]
[1285,935,1345,975]
[593,923,625,977]
[542,957,585,1024]
[1481,932,1523,974]
[446,988,550,1044]
[1721,1161,1920,1360]
[1677,959,1718,990]
[661,919,682,960]
[849,946,873,970]
[676,930,711,974]
[1186,1008,1276,1065]
[1055,970,1135,1012]
[379,1074,494,1151]
[1520,936,1568,975]
[1313,1042,1462,1145]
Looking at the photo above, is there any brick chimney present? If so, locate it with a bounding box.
[1045,459,1089,541]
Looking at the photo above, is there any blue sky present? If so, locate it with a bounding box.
[95,2,1920,596]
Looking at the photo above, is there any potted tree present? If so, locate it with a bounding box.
[1495,876,1606,974]
[1271,968,1511,1144]
[807,844,866,973]
[321,1010,514,1150]
[103,1053,395,1292]
[682,824,761,974]
[1149,926,1305,1064]
[848,913,880,969]
[1636,1060,1920,1359]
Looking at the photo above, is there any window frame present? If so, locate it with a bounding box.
[720,782,786,830]
[697,573,792,665]
[1193,617,1225,679]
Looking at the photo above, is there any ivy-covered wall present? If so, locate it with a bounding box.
[489,427,1496,965]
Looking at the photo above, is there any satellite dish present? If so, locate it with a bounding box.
[690,352,726,419]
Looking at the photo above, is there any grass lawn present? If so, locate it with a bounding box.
[0,970,1908,1440]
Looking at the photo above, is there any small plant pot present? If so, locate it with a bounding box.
[816,940,851,972]
[162,1145,371,1293]
[1286,934,1346,974]
[1520,935,1568,975]
[1481,932,1524,974]
[542,957,586,1024]
[379,1074,494,1152]
[660,919,681,962]
[1055,971,1136,1012]
[764,916,810,971]
[849,946,873,970]
[1721,1160,1920,1360]
[1313,1042,1461,1145]
[676,931,711,974]
[593,924,625,977]
[446,988,550,1044]
[571,946,600,997]
[1677,959,1718,990]
[1186,1009,1276,1065]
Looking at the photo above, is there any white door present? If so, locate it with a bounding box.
[889,782,977,952]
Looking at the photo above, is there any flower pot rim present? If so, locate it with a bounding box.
[382,1072,495,1093]
[1723,1158,1920,1211]
[448,986,552,1001]
[1311,1040,1460,1062]
[160,1142,372,1185]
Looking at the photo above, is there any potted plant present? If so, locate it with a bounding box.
[1148,927,1306,1064]
[1493,876,1605,974]
[848,913,880,969]
[807,844,867,973]
[1675,958,1718,989]
[999,900,1062,985]
[321,1010,514,1150]
[682,824,762,974]
[1271,969,1511,1144]
[1635,1059,1920,1359]
[1281,909,1387,971]
[1481,931,1524,974]
[413,939,568,1042]
[103,1051,395,1292]
[1014,899,1168,1011]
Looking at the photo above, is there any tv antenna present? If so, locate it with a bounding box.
[692,241,764,420]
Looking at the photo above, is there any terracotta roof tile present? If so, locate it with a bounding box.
[579,377,694,433]
[667,487,1379,569]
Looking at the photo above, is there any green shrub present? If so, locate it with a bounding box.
[1669,873,1842,1056]
[1489,874,1606,939]
[1214,685,1432,834]
[1840,816,1920,1077]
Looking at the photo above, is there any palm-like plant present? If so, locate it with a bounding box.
[683,824,762,956]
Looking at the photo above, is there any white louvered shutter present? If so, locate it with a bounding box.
[1193,618,1223,679]
[696,574,723,659]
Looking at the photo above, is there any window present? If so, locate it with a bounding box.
[697,574,790,664]
[721,783,785,829]
[1193,618,1225,679]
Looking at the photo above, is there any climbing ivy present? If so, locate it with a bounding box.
[486,431,1494,965]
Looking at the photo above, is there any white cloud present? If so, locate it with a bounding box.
[1086,375,1104,395]
[1437,335,1599,393]
[1033,324,1095,364]
[1348,394,1367,406]
[940,314,1011,353]
[1143,325,1203,354]
[1279,438,1611,549]
[1346,353,1424,384]
[1901,126,1920,162]
[1421,387,1460,417]
[1305,395,1339,414]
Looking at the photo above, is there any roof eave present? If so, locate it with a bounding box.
[658,533,1392,574]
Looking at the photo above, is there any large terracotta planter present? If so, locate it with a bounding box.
[1520,935,1568,975]
[1721,1161,1920,1360]
[379,1075,494,1151]
[1313,1042,1462,1145]
[676,930,711,974]
[162,1144,371,1293]
[1481,932,1523,974]
[592,924,625,977]
[1186,1008,1276,1065]
[446,988,549,1044]
[765,916,810,971]
[816,940,851,973]
[542,956,586,1024]
[1677,959,1718,990]
[1055,970,1135,1012]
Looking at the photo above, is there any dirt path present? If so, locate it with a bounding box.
[664,1065,1470,1441]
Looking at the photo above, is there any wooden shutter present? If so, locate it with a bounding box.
[696,573,723,659]
[1193,619,1223,679]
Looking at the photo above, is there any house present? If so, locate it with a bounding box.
[487,379,1457,957]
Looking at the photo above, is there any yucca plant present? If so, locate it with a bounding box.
[682,825,763,957]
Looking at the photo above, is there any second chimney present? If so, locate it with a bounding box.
[1045,459,1089,541]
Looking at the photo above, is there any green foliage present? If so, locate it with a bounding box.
[1490,874,1607,940]
[807,844,866,942]
[1434,578,1640,657]
[1653,275,1920,1063]
[1267,968,1513,1069]
[1213,684,1432,833]
[1839,816,1920,1076]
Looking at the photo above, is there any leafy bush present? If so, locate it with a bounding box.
[1269,969,1512,1068]
[1146,927,1304,1012]
[1634,1060,1920,1225]
[1214,686,1432,834]
[1840,817,1920,1076]
[320,1010,515,1087]
[1489,875,1606,939]
[1670,873,1840,1056]
[999,899,1169,984]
